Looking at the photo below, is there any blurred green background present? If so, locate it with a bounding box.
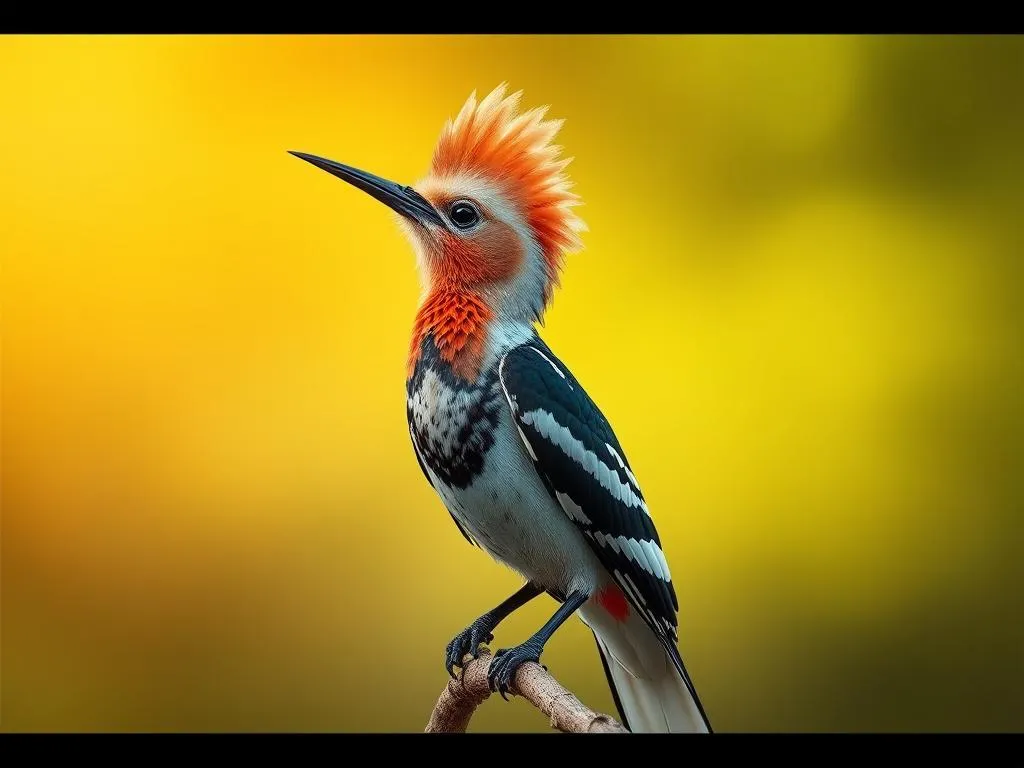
[2,35,1022,732]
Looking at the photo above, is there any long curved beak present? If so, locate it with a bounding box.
[289,151,444,227]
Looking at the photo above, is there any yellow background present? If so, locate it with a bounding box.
[3,35,1022,732]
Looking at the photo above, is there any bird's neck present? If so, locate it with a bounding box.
[407,287,533,383]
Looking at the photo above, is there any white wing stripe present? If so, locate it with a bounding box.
[591,531,671,584]
[519,408,648,512]
[641,538,671,582]
[555,490,592,525]
[606,442,643,495]
[530,346,571,386]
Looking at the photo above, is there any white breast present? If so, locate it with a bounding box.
[415,395,605,597]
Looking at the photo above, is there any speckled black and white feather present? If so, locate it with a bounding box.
[404,322,611,595]
[406,337,507,545]
[407,337,504,491]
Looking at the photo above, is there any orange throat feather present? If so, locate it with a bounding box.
[407,290,493,382]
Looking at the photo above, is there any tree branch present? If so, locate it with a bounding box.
[425,649,628,733]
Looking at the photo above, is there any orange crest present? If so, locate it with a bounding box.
[430,84,586,299]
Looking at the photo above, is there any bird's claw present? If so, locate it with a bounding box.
[487,642,543,700]
[444,620,495,678]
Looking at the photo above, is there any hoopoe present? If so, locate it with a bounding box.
[292,84,712,733]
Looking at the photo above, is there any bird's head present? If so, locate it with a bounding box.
[291,84,585,324]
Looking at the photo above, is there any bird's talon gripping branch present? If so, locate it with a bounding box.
[426,650,629,733]
[445,620,497,678]
[442,583,544,680]
[488,642,543,700]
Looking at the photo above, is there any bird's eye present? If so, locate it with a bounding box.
[449,200,481,229]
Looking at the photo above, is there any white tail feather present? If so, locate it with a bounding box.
[595,634,709,733]
[581,599,710,733]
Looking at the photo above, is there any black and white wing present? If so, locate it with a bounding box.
[497,340,680,642]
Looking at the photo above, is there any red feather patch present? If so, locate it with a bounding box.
[597,584,630,623]
[407,290,493,382]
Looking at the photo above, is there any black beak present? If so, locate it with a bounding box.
[289,151,444,228]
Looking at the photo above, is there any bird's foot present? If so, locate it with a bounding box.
[487,640,544,700]
[445,618,496,678]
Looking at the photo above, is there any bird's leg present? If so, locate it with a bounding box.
[445,582,544,678]
[488,590,589,700]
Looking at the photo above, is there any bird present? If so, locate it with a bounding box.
[291,84,712,733]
